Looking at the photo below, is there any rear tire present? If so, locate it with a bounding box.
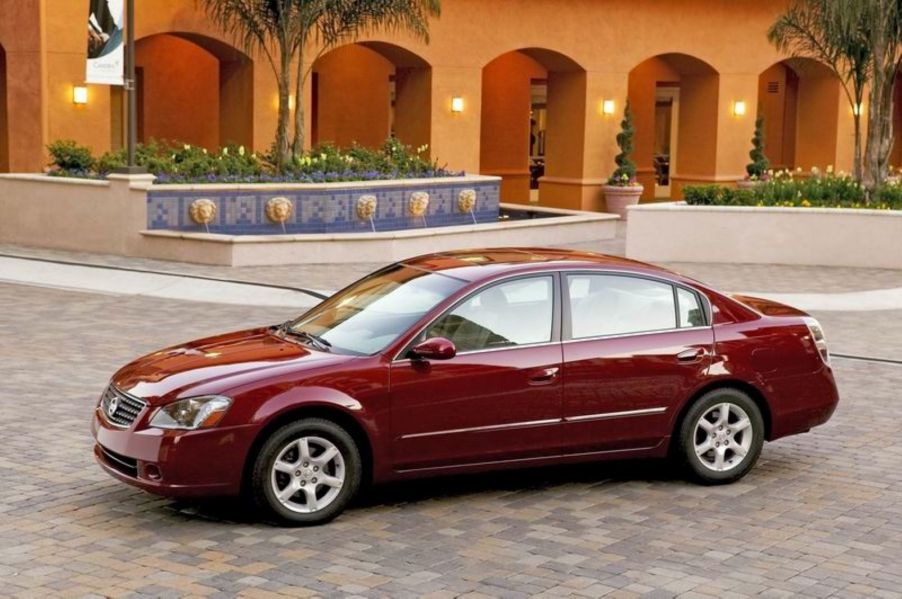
[677,388,764,484]
[251,418,361,526]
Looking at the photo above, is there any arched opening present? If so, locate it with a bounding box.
[0,43,9,172]
[131,33,253,150]
[311,42,431,151]
[758,58,839,171]
[479,48,586,205]
[628,53,719,200]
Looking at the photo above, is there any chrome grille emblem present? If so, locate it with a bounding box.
[107,395,119,419]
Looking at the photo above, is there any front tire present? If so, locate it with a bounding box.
[677,388,764,484]
[251,418,361,525]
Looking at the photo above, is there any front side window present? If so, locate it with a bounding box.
[423,276,554,353]
[567,274,677,338]
[286,265,466,355]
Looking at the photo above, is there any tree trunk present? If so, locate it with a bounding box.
[275,50,292,172]
[864,71,895,194]
[852,112,862,183]
[291,48,306,158]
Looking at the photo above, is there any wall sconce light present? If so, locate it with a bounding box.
[732,100,747,117]
[73,86,88,105]
[853,102,864,116]
[602,99,616,116]
[288,94,296,111]
[451,96,464,114]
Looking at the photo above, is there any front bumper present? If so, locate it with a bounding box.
[91,410,259,497]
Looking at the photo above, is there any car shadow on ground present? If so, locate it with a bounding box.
[164,458,683,526]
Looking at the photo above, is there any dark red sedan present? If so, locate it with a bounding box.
[93,249,838,525]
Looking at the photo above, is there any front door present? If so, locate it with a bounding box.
[390,275,562,471]
[560,273,714,454]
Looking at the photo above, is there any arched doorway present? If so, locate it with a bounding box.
[0,43,9,172]
[628,53,719,200]
[311,42,431,151]
[131,33,253,150]
[758,58,839,171]
[480,48,586,205]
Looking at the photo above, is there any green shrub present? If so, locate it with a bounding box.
[608,101,637,185]
[684,169,902,210]
[44,137,455,183]
[47,140,95,172]
[746,115,769,178]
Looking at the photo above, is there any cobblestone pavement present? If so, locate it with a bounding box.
[2,279,902,598]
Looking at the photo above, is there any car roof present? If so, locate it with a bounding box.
[399,248,676,282]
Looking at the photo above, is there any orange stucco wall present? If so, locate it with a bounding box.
[479,52,546,203]
[136,35,220,149]
[313,45,393,148]
[0,44,8,171]
[0,0,872,210]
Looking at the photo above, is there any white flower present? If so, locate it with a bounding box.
[826,164,834,174]
[222,147,229,156]
[238,146,245,156]
[183,144,191,150]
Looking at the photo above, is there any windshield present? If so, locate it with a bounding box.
[284,264,467,355]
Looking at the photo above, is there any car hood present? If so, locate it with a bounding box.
[112,327,350,404]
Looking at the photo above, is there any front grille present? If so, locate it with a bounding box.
[99,385,148,428]
[97,444,138,478]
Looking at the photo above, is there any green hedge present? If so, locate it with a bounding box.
[684,172,902,210]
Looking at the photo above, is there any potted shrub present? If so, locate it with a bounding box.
[738,115,770,189]
[603,101,643,218]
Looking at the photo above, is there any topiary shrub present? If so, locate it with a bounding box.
[746,115,769,179]
[608,101,637,186]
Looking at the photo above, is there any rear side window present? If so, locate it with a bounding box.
[567,274,677,338]
[676,287,705,328]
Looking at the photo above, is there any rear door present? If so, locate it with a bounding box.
[560,272,714,454]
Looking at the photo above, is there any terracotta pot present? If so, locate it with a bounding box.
[603,185,644,218]
[736,179,763,189]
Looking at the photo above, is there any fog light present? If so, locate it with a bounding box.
[144,464,162,480]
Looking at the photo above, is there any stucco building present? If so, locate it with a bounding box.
[0,0,878,211]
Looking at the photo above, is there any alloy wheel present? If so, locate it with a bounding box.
[693,402,754,472]
[270,436,345,513]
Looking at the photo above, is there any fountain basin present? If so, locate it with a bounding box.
[147,176,500,234]
[140,204,619,266]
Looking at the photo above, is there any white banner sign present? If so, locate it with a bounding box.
[86,0,124,85]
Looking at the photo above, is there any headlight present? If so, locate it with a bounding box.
[149,395,232,430]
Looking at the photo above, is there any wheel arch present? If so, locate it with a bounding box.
[671,379,773,449]
[241,404,376,495]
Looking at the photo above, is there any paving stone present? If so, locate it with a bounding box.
[1,250,902,597]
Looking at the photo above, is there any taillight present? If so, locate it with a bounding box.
[803,317,830,365]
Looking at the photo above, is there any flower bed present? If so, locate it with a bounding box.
[685,169,902,210]
[46,138,462,184]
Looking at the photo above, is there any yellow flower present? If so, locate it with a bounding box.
[801,199,811,207]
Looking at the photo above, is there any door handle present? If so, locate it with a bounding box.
[529,366,560,384]
[677,348,707,363]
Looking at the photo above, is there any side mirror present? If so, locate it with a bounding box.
[410,337,457,361]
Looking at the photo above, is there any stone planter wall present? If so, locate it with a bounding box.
[626,201,902,269]
[147,176,501,234]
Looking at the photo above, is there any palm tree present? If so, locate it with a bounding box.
[769,0,902,189]
[201,0,440,171]
[768,0,871,183]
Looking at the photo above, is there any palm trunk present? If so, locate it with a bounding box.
[852,112,862,183]
[275,49,292,172]
[864,67,895,196]
[291,47,306,157]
